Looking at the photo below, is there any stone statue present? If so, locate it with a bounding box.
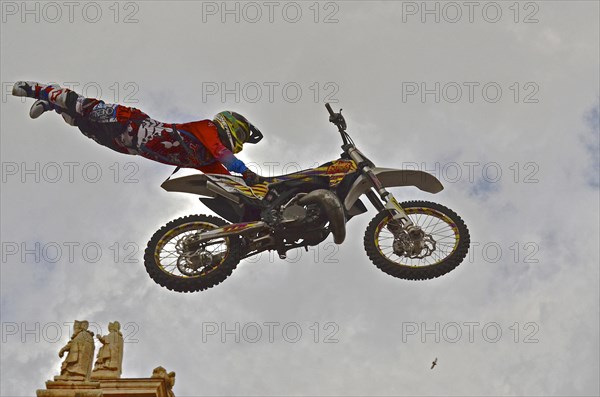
[56,320,95,381]
[151,366,176,397]
[92,321,124,379]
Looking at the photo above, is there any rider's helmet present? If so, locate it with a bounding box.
[213,111,263,154]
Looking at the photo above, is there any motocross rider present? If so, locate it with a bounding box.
[12,81,265,185]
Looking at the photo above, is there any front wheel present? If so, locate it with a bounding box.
[144,214,242,292]
[364,201,469,280]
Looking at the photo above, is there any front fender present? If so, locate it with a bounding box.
[343,168,444,211]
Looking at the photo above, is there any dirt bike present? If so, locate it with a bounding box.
[144,104,470,292]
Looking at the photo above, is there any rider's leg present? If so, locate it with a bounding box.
[13,81,101,121]
[13,82,213,167]
[12,81,149,134]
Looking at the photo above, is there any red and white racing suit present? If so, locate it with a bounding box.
[39,86,247,175]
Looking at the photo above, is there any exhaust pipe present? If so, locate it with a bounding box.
[298,189,346,244]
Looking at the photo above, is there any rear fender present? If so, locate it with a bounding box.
[161,174,240,203]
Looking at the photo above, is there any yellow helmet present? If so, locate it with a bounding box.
[213,111,263,154]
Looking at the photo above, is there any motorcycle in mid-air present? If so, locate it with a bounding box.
[144,104,470,292]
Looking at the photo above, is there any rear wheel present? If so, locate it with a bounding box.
[364,201,469,280]
[144,214,242,292]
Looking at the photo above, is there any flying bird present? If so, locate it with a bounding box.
[431,358,438,369]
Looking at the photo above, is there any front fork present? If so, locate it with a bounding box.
[362,167,424,240]
[345,146,424,241]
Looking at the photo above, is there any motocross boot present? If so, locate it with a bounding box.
[13,81,70,107]
[13,82,77,122]
[13,81,62,99]
[12,81,42,98]
[29,100,54,119]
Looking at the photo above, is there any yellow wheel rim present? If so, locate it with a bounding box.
[374,207,460,267]
[154,222,230,278]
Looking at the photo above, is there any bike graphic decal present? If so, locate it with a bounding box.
[212,160,358,200]
[216,179,271,198]
[222,222,263,232]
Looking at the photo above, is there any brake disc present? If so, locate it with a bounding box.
[175,233,216,276]
[393,232,436,259]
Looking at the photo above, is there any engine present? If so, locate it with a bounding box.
[262,189,346,246]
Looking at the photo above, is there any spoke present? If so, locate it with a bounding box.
[421,214,437,231]
[155,222,233,277]
[414,213,423,226]
[429,224,453,236]
[423,217,443,233]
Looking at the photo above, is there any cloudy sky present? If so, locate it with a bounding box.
[1,1,599,396]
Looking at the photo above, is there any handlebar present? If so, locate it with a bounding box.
[325,102,347,132]
[325,103,335,117]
